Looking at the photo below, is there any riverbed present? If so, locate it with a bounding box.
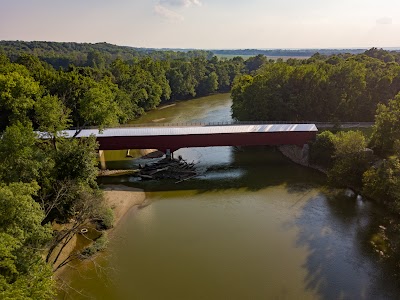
[59,93,400,299]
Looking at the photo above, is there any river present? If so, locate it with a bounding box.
[60,93,400,299]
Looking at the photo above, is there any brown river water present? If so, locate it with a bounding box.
[59,93,400,299]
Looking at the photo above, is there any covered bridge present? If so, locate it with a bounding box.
[58,123,318,153]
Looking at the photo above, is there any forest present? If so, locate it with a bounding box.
[232,48,400,121]
[1,42,400,298]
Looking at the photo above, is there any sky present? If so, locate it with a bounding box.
[0,0,399,49]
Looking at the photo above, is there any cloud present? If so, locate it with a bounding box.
[154,4,184,22]
[376,17,392,25]
[159,0,202,8]
[154,0,201,21]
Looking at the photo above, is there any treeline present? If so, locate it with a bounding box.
[212,48,385,57]
[0,40,214,69]
[232,48,400,122]
[0,52,248,131]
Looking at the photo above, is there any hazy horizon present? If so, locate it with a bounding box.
[2,40,400,52]
[1,0,400,49]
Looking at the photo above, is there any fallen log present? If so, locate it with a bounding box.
[175,174,198,184]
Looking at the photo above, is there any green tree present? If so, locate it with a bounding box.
[363,155,400,210]
[309,131,336,168]
[328,131,369,188]
[0,71,40,123]
[35,94,71,137]
[167,61,196,100]
[54,137,98,188]
[370,93,400,155]
[0,182,54,299]
[245,54,268,73]
[87,50,106,69]
[0,122,50,183]
[79,82,121,129]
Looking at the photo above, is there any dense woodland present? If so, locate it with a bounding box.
[0,41,214,69]
[232,48,400,121]
[1,42,400,298]
[0,48,251,131]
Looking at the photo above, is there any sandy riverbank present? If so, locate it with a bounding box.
[53,185,147,274]
[103,185,147,227]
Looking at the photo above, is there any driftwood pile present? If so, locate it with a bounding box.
[138,157,198,183]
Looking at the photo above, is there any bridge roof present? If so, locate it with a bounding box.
[54,124,317,138]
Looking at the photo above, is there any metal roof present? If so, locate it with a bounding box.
[41,124,317,138]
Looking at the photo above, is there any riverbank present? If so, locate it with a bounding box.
[53,185,147,275]
[102,185,147,228]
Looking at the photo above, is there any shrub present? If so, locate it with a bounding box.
[309,131,336,168]
[80,233,108,258]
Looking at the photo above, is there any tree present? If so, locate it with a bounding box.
[363,156,400,210]
[86,50,106,69]
[244,54,268,73]
[79,82,121,129]
[35,94,71,137]
[139,58,171,102]
[328,131,369,188]
[54,137,98,189]
[0,122,51,184]
[370,93,400,155]
[0,71,40,124]
[309,131,336,168]
[0,182,55,299]
[167,61,196,100]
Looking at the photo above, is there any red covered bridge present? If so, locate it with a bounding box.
[59,123,318,154]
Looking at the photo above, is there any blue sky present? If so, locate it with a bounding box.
[0,0,399,49]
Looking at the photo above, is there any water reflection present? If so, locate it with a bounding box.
[99,146,324,193]
[289,192,400,299]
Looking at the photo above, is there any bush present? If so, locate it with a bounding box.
[363,156,400,209]
[328,131,369,188]
[80,233,108,258]
[97,207,114,230]
[309,131,336,168]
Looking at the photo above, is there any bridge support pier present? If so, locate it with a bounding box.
[165,149,174,160]
[99,150,107,170]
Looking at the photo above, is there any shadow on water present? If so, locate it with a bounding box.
[98,146,325,193]
[287,190,400,299]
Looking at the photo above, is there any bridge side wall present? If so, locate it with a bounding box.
[96,131,317,152]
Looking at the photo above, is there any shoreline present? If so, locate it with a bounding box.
[54,184,147,276]
[102,184,147,228]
